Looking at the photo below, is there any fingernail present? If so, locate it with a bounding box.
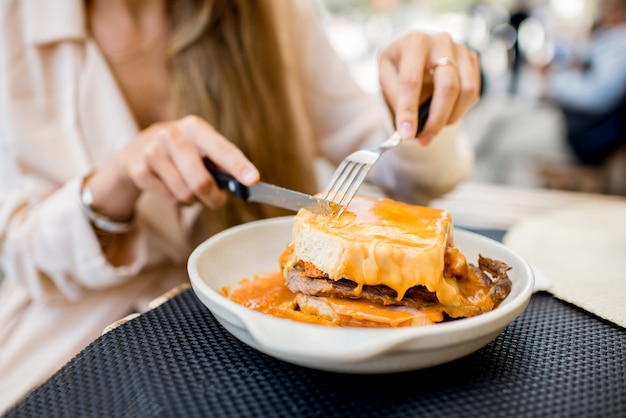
[419,134,433,145]
[241,167,260,183]
[399,122,415,140]
[240,167,259,184]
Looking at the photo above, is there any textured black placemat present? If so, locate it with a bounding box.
[5,288,626,418]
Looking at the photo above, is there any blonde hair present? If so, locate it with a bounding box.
[167,0,318,234]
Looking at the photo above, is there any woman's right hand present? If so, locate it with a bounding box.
[84,115,260,221]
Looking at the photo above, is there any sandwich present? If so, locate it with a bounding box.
[279,195,512,327]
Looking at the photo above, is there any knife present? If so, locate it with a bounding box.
[204,160,338,215]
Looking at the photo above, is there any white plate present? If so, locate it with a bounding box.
[188,216,534,374]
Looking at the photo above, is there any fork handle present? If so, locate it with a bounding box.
[415,97,432,137]
[203,158,250,200]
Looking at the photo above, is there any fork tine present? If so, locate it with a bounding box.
[321,160,348,200]
[322,160,356,201]
[331,163,363,204]
[323,157,375,217]
[347,165,370,199]
[334,164,369,215]
[334,163,366,205]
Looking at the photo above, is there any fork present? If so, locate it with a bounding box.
[322,98,431,216]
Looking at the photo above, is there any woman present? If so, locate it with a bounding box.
[0,0,479,410]
[544,0,626,166]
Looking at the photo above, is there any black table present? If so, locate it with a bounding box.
[5,230,626,418]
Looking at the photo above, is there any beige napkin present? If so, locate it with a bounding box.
[503,200,626,328]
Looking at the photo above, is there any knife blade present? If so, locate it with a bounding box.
[205,163,339,215]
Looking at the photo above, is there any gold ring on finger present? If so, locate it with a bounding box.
[428,57,458,75]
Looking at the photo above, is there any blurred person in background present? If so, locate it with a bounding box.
[542,0,626,168]
[508,0,532,95]
[0,0,480,411]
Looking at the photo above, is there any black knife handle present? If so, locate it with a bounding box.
[203,158,250,200]
[415,97,431,137]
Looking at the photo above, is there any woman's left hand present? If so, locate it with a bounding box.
[379,31,481,145]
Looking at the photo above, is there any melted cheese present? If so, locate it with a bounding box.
[320,297,441,327]
[292,196,456,304]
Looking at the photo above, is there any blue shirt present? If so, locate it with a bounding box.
[547,23,626,115]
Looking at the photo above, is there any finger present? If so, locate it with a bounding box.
[160,125,227,209]
[178,115,260,185]
[145,133,196,205]
[128,159,179,205]
[447,45,481,124]
[420,33,461,145]
[379,53,400,115]
[393,32,429,139]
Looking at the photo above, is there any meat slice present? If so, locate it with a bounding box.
[285,266,439,310]
[478,255,513,305]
